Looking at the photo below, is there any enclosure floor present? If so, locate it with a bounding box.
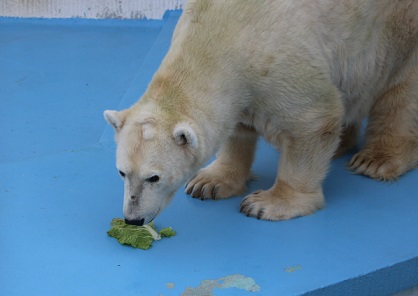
[1,11,417,296]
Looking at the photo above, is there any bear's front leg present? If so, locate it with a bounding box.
[185,124,258,200]
[241,114,342,220]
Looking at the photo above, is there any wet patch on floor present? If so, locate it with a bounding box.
[181,274,261,295]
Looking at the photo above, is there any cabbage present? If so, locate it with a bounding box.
[107,218,176,249]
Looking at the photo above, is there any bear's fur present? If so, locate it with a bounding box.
[105,0,418,224]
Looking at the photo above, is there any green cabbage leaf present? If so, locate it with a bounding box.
[107,218,176,250]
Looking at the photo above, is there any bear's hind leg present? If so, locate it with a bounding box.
[349,72,418,180]
[185,124,258,200]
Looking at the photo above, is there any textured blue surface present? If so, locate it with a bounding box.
[1,11,417,296]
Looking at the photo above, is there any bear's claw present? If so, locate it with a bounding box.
[240,188,324,221]
[185,167,248,200]
[348,150,407,181]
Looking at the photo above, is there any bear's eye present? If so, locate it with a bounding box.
[118,170,126,178]
[146,175,160,183]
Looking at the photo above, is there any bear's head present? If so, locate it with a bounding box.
[104,106,201,226]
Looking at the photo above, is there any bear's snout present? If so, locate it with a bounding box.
[125,218,145,226]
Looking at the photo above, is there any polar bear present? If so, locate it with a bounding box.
[104,0,418,225]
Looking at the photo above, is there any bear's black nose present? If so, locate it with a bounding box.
[125,218,145,226]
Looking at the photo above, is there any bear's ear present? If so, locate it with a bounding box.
[104,110,127,130]
[173,123,198,148]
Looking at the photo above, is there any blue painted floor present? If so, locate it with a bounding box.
[1,11,417,296]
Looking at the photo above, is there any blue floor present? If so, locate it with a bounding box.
[1,11,417,296]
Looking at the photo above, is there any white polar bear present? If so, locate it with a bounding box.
[104,0,418,225]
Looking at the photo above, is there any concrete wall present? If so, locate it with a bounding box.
[0,0,186,20]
